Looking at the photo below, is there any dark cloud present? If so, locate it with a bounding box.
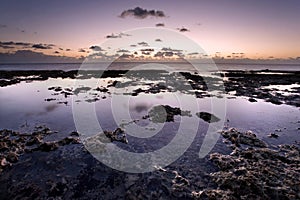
[106,33,120,39]
[161,47,182,53]
[0,50,81,63]
[119,54,134,59]
[130,44,137,47]
[89,46,104,51]
[155,23,165,27]
[137,42,149,47]
[32,43,54,49]
[177,27,190,32]
[188,52,199,55]
[119,7,166,19]
[78,48,86,53]
[106,32,131,39]
[54,51,60,54]
[140,48,154,52]
[66,48,71,51]
[0,41,31,46]
[0,24,7,28]
[116,49,130,53]
[155,39,162,42]
[59,48,63,51]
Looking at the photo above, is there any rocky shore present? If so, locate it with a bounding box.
[0,125,299,199]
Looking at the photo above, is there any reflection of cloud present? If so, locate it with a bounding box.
[155,39,162,42]
[119,7,166,19]
[131,103,151,113]
[32,43,54,49]
[137,42,149,47]
[155,23,165,27]
[45,104,59,112]
[89,46,104,51]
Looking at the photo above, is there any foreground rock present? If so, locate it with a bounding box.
[0,127,80,173]
[197,128,300,199]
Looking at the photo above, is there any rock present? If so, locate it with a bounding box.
[37,142,59,152]
[268,133,279,138]
[220,128,267,148]
[104,128,128,144]
[248,98,257,102]
[148,105,191,123]
[6,152,18,163]
[196,112,220,123]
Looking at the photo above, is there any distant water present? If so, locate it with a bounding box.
[0,62,299,71]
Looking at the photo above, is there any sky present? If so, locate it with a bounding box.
[0,0,300,63]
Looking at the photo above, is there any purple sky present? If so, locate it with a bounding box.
[0,0,300,62]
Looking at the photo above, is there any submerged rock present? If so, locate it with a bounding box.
[148,105,192,123]
[196,112,220,123]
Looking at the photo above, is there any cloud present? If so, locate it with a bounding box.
[188,52,199,55]
[89,45,104,51]
[32,43,54,49]
[119,7,166,19]
[66,48,71,51]
[0,50,81,63]
[0,41,31,47]
[155,39,162,42]
[106,32,131,39]
[0,24,7,28]
[177,27,190,32]
[116,49,130,53]
[161,47,182,53]
[130,44,137,47]
[119,53,134,59]
[137,42,149,47]
[78,48,86,53]
[54,51,60,54]
[140,48,154,52]
[155,23,165,27]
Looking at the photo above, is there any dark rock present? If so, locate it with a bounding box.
[268,133,279,138]
[148,105,191,123]
[248,98,257,102]
[196,112,220,123]
[104,128,128,144]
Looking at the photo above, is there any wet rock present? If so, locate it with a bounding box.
[268,133,279,138]
[104,128,128,144]
[203,128,300,199]
[196,112,220,123]
[248,98,257,102]
[220,128,267,148]
[37,142,59,152]
[148,105,192,123]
